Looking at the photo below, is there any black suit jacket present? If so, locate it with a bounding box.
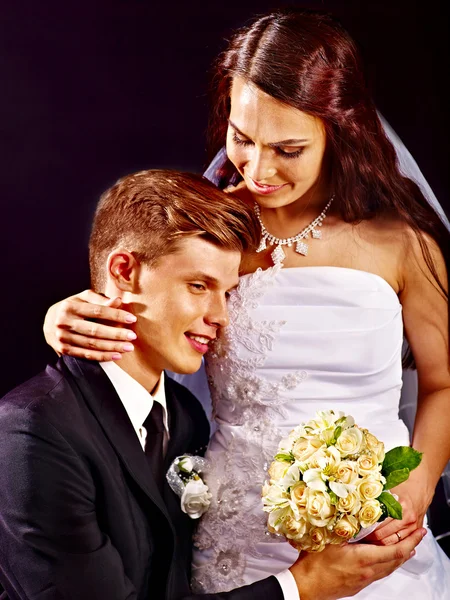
[0,357,282,600]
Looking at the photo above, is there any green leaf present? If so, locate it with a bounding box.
[329,490,338,505]
[379,492,403,520]
[383,468,410,490]
[274,452,294,463]
[334,426,342,440]
[382,447,422,476]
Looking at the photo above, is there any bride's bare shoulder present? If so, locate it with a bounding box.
[358,212,446,290]
[356,211,416,246]
[360,212,440,252]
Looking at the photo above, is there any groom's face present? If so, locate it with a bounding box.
[133,236,240,376]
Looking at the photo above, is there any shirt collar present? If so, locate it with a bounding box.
[99,361,169,436]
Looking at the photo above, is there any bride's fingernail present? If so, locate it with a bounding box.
[112,353,122,360]
[123,343,134,352]
[125,314,137,323]
[127,331,137,340]
[410,550,416,558]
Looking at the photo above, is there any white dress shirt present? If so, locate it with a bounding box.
[100,361,169,451]
[100,362,298,599]
[275,569,300,600]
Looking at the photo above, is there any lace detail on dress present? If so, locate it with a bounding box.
[208,265,306,424]
[192,266,307,593]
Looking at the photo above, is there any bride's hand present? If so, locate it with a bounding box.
[43,290,137,362]
[365,476,431,546]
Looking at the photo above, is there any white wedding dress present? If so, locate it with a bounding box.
[181,265,450,598]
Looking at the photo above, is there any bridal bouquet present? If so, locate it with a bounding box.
[262,410,422,552]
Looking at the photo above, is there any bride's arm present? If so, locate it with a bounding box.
[43,290,137,362]
[371,230,450,545]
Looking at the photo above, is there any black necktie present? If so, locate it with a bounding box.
[143,401,165,491]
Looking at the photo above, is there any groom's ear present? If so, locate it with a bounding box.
[106,249,140,293]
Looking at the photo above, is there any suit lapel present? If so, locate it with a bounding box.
[162,376,203,525]
[60,357,174,526]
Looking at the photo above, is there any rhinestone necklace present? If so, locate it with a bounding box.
[254,196,334,265]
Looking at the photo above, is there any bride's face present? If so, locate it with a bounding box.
[226,77,328,209]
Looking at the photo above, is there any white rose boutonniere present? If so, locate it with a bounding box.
[181,478,211,518]
[166,455,211,519]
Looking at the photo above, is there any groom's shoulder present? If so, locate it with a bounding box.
[0,359,76,423]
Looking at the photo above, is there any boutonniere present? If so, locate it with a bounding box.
[166,455,211,519]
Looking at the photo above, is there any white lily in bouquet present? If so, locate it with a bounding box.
[262,410,422,552]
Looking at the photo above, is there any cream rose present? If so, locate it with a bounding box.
[328,531,346,545]
[268,460,289,481]
[335,426,364,456]
[359,499,383,528]
[358,476,384,500]
[291,481,309,513]
[364,432,385,462]
[357,453,381,477]
[180,479,211,519]
[308,526,328,552]
[282,515,309,539]
[336,460,359,485]
[292,437,325,462]
[306,490,335,527]
[364,432,379,448]
[334,514,360,540]
[337,492,362,515]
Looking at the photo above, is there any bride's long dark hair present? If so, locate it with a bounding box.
[207,8,449,368]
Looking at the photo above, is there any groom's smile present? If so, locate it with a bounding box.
[184,332,215,354]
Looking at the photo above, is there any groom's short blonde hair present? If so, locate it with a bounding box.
[89,169,259,290]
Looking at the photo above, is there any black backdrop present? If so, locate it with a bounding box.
[1,0,449,542]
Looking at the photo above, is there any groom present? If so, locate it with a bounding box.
[0,170,425,600]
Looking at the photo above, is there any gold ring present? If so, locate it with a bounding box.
[396,531,401,542]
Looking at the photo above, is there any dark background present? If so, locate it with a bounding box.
[1,0,449,548]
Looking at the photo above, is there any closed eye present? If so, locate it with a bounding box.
[232,132,253,147]
[275,146,304,159]
[189,283,207,292]
[232,132,304,159]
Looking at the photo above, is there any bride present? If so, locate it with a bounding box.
[44,9,450,598]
